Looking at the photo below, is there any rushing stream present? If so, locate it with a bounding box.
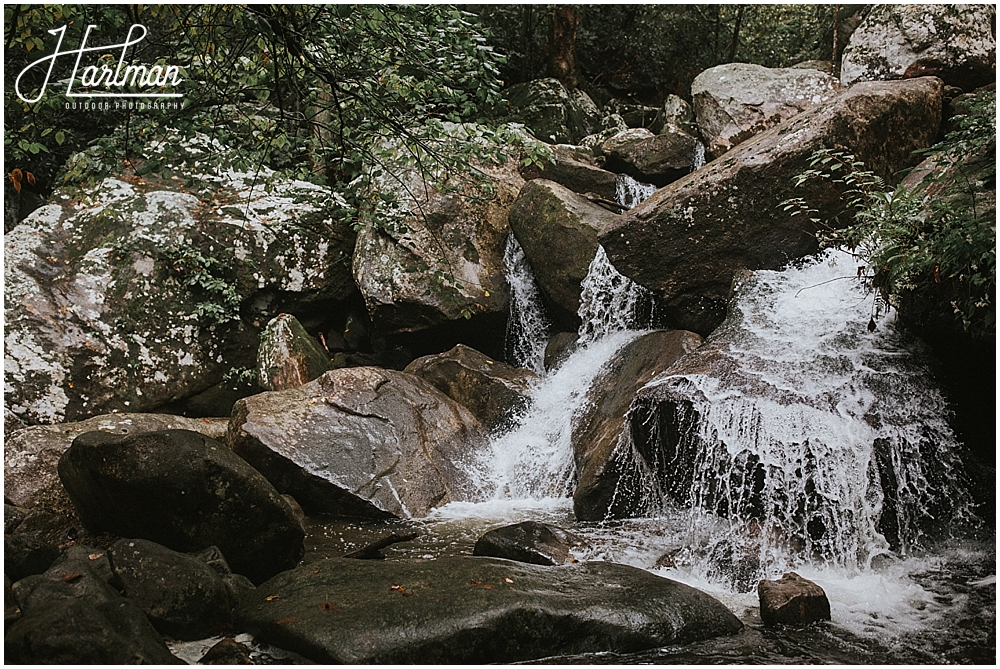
[296,175,994,664]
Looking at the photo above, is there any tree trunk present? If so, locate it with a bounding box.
[832,5,841,78]
[549,5,580,89]
[728,5,745,63]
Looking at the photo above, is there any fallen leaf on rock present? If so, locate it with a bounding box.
[503,577,514,584]
[275,617,298,625]
[483,584,493,590]
[88,553,104,560]
[264,595,280,601]
[60,572,82,582]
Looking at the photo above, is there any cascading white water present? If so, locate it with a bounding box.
[628,249,975,573]
[614,174,656,210]
[461,329,643,501]
[502,234,552,374]
[693,140,706,170]
[577,246,653,345]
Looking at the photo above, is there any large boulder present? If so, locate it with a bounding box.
[572,330,703,521]
[57,429,304,584]
[5,412,228,515]
[352,129,523,337]
[692,62,841,159]
[500,78,603,144]
[403,344,538,431]
[229,367,486,519]
[520,145,620,202]
[841,5,996,91]
[235,556,743,663]
[603,128,700,187]
[256,313,331,391]
[5,150,355,426]
[600,77,944,336]
[508,180,619,327]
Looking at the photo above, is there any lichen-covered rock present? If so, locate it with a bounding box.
[507,180,619,327]
[473,521,585,565]
[229,367,486,519]
[109,538,233,641]
[692,62,841,159]
[600,77,944,336]
[352,129,523,336]
[841,4,996,91]
[5,412,229,515]
[579,113,630,153]
[598,127,656,156]
[572,330,703,521]
[5,155,355,426]
[603,128,700,187]
[499,78,603,144]
[257,313,331,391]
[758,572,831,627]
[235,556,743,664]
[57,429,304,584]
[403,344,538,430]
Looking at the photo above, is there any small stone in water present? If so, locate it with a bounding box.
[757,572,831,627]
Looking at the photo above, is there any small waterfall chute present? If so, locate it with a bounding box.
[503,234,552,375]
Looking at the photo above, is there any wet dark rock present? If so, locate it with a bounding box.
[57,429,304,584]
[520,145,620,202]
[235,556,743,664]
[5,412,229,515]
[757,572,831,627]
[508,179,619,328]
[5,575,21,629]
[473,521,585,566]
[5,499,27,534]
[109,538,233,640]
[404,344,538,430]
[603,129,700,187]
[4,510,81,581]
[200,637,255,664]
[544,332,579,372]
[573,330,703,521]
[257,313,331,391]
[4,598,183,664]
[841,4,996,91]
[600,77,944,336]
[12,548,121,617]
[230,367,486,520]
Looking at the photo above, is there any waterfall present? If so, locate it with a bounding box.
[462,330,643,501]
[627,249,975,573]
[577,246,653,345]
[693,140,706,170]
[503,234,551,374]
[614,174,656,210]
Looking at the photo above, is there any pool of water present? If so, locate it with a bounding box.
[298,498,995,664]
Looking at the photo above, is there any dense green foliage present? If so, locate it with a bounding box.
[5,5,534,230]
[784,90,996,338]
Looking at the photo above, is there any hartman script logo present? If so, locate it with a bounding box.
[15,24,184,103]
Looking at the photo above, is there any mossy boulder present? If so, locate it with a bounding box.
[257,313,331,391]
[600,77,944,336]
[5,159,355,426]
[507,179,619,328]
[499,78,603,144]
